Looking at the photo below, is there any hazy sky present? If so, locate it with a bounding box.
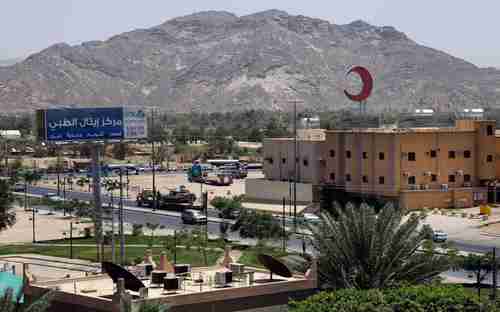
[1,0,499,67]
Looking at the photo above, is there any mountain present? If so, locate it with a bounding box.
[0,57,23,67]
[0,10,499,113]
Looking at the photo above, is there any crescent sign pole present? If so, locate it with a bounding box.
[343,66,374,115]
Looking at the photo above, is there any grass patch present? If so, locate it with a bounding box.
[0,244,222,267]
[44,234,225,249]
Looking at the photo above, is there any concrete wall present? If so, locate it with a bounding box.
[399,188,486,210]
[245,179,313,204]
[262,139,325,184]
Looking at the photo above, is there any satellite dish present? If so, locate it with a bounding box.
[102,262,145,292]
[257,254,292,280]
[344,66,373,102]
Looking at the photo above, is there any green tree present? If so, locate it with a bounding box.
[0,288,53,312]
[459,253,498,297]
[211,196,243,242]
[111,142,128,160]
[231,209,285,242]
[0,179,15,232]
[290,285,495,312]
[309,202,449,289]
[18,170,42,211]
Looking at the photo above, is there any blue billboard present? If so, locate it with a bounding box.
[38,107,148,142]
[45,108,124,141]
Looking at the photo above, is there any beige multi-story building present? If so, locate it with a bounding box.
[261,119,499,210]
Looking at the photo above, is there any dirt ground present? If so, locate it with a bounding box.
[481,222,500,236]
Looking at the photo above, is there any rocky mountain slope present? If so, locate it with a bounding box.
[0,10,499,113]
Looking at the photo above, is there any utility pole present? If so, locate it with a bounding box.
[110,192,115,263]
[151,109,157,211]
[91,144,104,265]
[70,222,73,259]
[493,247,497,301]
[63,177,66,216]
[32,206,36,243]
[57,148,61,196]
[293,99,298,232]
[119,167,125,265]
[282,197,286,252]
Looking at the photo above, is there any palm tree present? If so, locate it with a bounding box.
[309,201,449,289]
[18,170,41,211]
[0,178,15,232]
[0,288,52,312]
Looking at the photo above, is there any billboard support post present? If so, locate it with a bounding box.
[91,144,104,265]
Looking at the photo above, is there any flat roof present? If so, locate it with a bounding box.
[29,266,314,308]
[325,127,477,134]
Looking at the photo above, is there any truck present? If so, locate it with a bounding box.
[136,186,196,209]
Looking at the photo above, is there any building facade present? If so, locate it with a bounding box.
[262,120,499,210]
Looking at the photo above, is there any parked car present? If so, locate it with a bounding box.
[136,189,156,207]
[13,183,26,192]
[432,230,448,243]
[44,193,64,202]
[181,209,207,224]
[302,213,322,224]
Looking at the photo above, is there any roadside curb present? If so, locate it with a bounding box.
[480,232,500,238]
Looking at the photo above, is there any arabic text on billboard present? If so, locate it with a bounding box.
[43,107,147,142]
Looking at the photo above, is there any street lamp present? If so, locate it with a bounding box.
[31,207,36,243]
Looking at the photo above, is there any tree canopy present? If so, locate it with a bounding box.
[309,202,449,289]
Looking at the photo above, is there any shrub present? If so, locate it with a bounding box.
[132,224,144,237]
[290,285,493,312]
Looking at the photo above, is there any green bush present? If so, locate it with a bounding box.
[290,285,496,312]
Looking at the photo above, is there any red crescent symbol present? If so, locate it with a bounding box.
[344,66,373,102]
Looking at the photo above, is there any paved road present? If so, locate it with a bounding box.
[25,185,500,255]
[24,186,308,253]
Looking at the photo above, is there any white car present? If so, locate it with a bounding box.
[303,213,322,224]
[432,230,448,243]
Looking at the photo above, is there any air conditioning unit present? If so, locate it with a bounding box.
[456,170,464,176]
[215,271,233,287]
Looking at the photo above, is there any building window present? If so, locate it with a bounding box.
[346,174,351,182]
[448,175,455,183]
[362,175,368,183]
[408,176,416,185]
[330,173,335,181]
[303,159,309,167]
[431,174,437,182]
[282,158,286,164]
[346,150,351,159]
[448,151,456,159]
[408,152,416,161]
[362,152,368,159]
[267,157,273,164]
[329,150,335,158]
[487,125,494,136]
[379,152,385,160]
[379,176,385,184]
[487,155,493,162]
[430,150,437,158]
[464,174,471,182]
[464,150,471,158]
